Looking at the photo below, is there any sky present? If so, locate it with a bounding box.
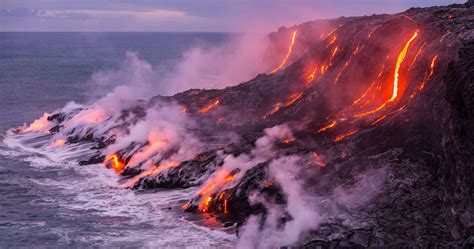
[0,0,466,32]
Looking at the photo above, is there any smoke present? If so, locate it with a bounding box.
[161,33,273,94]
[237,155,387,249]
[87,52,158,102]
[104,102,202,169]
[84,33,275,102]
[191,124,293,208]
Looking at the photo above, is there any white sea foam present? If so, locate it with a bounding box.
[2,131,236,248]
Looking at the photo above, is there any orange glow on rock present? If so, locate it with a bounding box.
[199,99,220,113]
[328,46,339,66]
[264,92,303,118]
[410,55,438,99]
[334,129,358,142]
[371,115,387,125]
[271,30,298,73]
[352,65,385,106]
[263,103,282,119]
[23,113,51,133]
[53,139,65,147]
[317,120,337,133]
[286,92,303,106]
[311,152,327,167]
[223,199,229,214]
[281,138,295,144]
[354,31,418,118]
[105,154,125,173]
[200,196,213,213]
[197,172,236,213]
[389,31,419,102]
[326,35,337,47]
[142,162,179,177]
[307,65,319,84]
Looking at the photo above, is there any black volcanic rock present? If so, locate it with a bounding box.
[31,2,473,248]
[442,40,474,243]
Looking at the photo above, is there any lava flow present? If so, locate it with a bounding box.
[197,174,235,213]
[105,153,125,173]
[354,31,419,118]
[271,30,298,73]
[264,92,303,118]
[199,99,220,113]
[333,129,358,142]
[317,120,337,133]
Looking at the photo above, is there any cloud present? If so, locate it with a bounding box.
[0,0,466,31]
[37,9,187,20]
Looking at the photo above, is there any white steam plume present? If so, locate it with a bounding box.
[237,156,387,248]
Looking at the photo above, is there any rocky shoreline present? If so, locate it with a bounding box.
[10,1,474,248]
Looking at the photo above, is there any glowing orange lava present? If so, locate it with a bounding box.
[199,99,220,113]
[352,65,385,106]
[334,129,358,142]
[223,199,229,214]
[326,35,337,47]
[53,139,65,147]
[317,120,337,133]
[354,31,418,118]
[307,65,319,84]
[311,152,327,167]
[200,196,213,212]
[286,92,303,106]
[263,103,281,119]
[420,55,438,90]
[282,138,295,144]
[23,113,51,133]
[328,46,339,67]
[334,45,361,84]
[105,154,125,173]
[410,55,438,98]
[371,115,387,125]
[271,30,298,73]
[197,172,236,213]
[408,43,426,70]
[142,162,179,177]
[264,92,303,118]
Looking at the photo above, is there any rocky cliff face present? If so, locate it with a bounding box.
[442,38,474,243]
[8,2,473,248]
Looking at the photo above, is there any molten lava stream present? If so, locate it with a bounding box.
[197,174,235,213]
[122,161,180,188]
[307,65,319,85]
[410,55,438,98]
[371,104,407,126]
[328,46,339,67]
[263,92,303,118]
[22,113,51,133]
[354,31,419,118]
[326,35,337,48]
[408,42,427,71]
[333,129,358,142]
[286,92,303,106]
[311,152,327,167]
[105,153,125,173]
[52,139,66,147]
[198,99,220,113]
[271,30,298,73]
[352,65,386,106]
[317,120,337,133]
[335,45,361,84]
[420,55,438,90]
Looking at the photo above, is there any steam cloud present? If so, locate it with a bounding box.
[237,153,387,249]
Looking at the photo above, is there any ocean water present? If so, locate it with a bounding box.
[0,32,235,248]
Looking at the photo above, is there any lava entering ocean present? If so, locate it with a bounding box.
[6,2,473,248]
